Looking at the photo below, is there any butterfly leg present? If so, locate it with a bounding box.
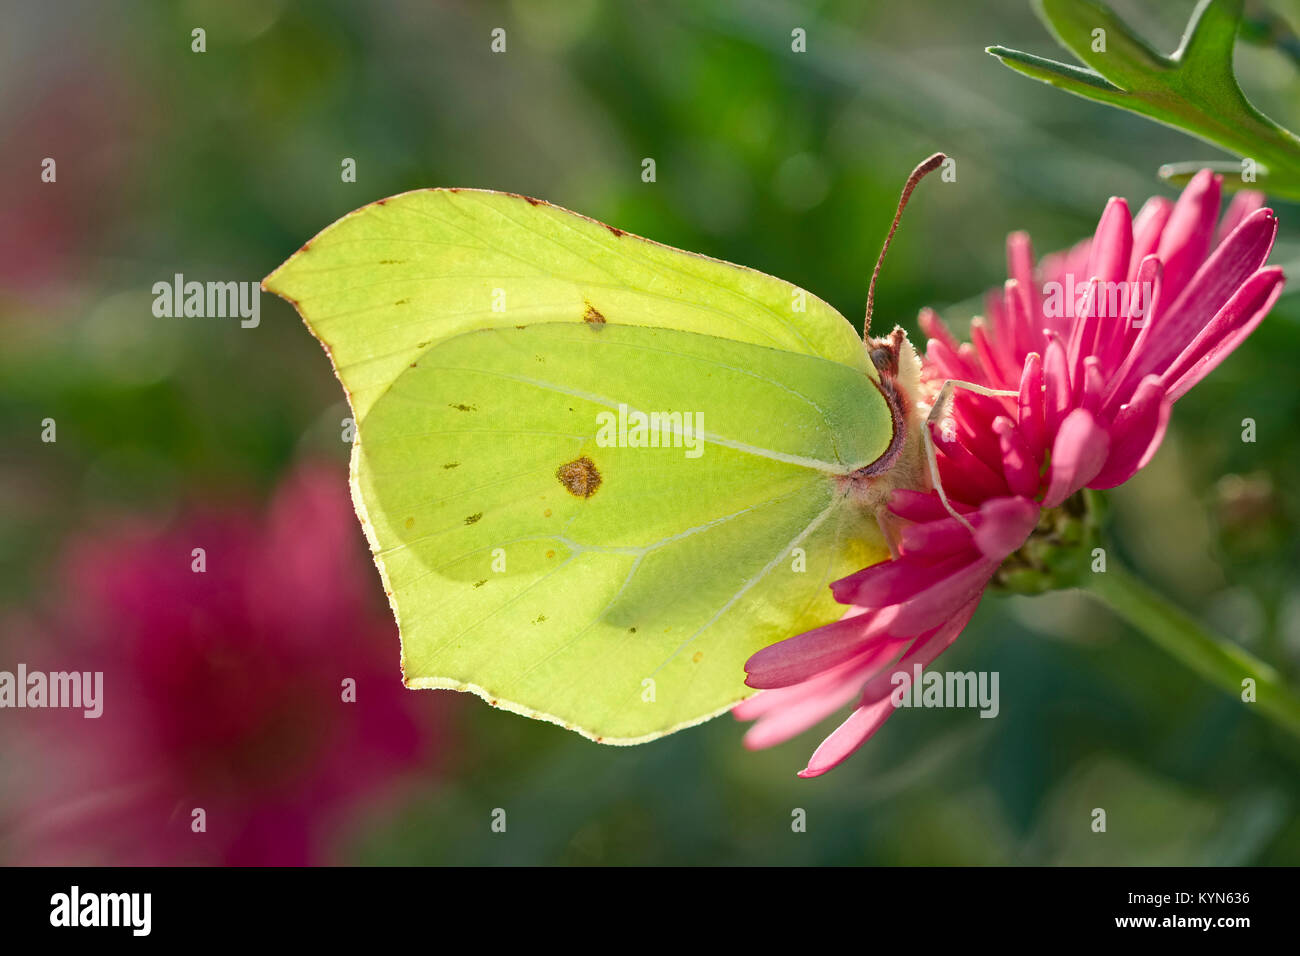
[921,379,1019,534]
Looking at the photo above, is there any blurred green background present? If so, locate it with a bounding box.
[3,0,1300,864]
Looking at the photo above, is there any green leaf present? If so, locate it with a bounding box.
[988,0,1300,199]
[265,189,898,743]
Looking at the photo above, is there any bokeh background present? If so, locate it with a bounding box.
[3,0,1300,864]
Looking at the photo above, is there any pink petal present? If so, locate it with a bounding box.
[1216,190,1265,246]
[1109,207,1278,402]
[899,515,978,559]
[865,557,997,636]
[1127,196,1173,281]
[1154,169,1221,302]
[1161,266,1285,402]
[830,549,971,608]
[796,695,898,778]
[919,307,960,354]
[737,639,907,749]
[1080,356,1106,415]
[971,496,1040,559]
[1007,230,1039,321]
[993,417,1040,498]
[1003,279,1034,369]
[744,608,889,689]
[798,598,982,777]
[935,438,1011,504]
[924,336,976,383]
[1089,376,1171,489]
[857,596,985,705]
[1087,198,1133,285]
[1016,352,1046,457]
[1067,278,1104,391]
[1043,409,1110,507]
[1042,334,1073,441]
[971,317,1018,388]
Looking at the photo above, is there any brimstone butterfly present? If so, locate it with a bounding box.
[264,156,953,745]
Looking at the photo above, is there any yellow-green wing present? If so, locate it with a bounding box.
[263,188,872,421]
[263,190,891,742]
[362,322,889,741]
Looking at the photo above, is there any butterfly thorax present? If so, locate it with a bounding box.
[837,326,930,515]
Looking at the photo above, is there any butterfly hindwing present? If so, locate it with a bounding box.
[362,322,890,740]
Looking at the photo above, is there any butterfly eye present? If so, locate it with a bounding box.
[869,345,895,374]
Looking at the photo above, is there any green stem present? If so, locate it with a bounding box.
[1083,561,1300,740]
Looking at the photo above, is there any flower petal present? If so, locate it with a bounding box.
[796,695,898,778]
[994,417,1039,498]
[1043,408,1110,507]
[1216,190,1265,246]
[744,608,889,689]
[1016,351,1045,457]
[1042,333,1073,441]
[1127,195,1173,281]
[1161,266,1285,403]
[1109,207,1277,404]
[737,640,908,750]
[856,596,984,706]
[865,557,997,636]
[971,496,1040,559]
[1089,376,1171,489]
[1154,169,1220,302]
[1087,197,1133,286]
[830,550,970,608]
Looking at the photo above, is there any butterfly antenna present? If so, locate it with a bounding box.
[865,152,947,341]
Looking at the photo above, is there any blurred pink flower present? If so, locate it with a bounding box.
[740,172,1284,777]
[4,463,451,864]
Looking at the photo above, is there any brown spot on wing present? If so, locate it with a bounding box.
[464,513,482,525]
[449,403,476,412]
[583,302,607,327]
[556,456,601,498]
[604,224,625,238]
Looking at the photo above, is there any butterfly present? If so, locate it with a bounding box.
[263,154,984,744]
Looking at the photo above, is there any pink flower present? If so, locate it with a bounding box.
[740,171,1284,777]
[3,464,453,864]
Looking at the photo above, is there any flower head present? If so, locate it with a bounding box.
[3,463,452,864]
[740,171,1284,777]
